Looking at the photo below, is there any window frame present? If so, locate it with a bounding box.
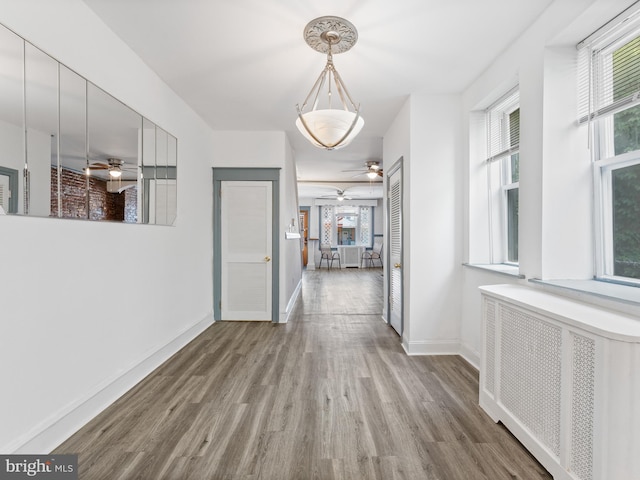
[594,150,640,285]
[320,204,373,248]
[502,163,519,265]
[486,91,520,265]
[585,20,640,285]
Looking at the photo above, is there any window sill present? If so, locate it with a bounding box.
[463,263,524,279]
[528,278,640,308]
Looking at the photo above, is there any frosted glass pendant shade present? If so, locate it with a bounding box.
[296,109,364,150]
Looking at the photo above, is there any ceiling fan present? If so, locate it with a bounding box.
[342,160,383,179]
[84,158,136,179]
[321,189,353,202]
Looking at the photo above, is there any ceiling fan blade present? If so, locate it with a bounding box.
[89,162,110,169]
[351,172,366,178]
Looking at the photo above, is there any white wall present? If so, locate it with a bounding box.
[384,93,463,354]
[210,130,303,322]
[211,131,288,169]
[373,198,384,237]
[281,136,303,321]
[407,93,463,354]
[0,6,303,453]
[0,0,213,454]
[384,93,463,355]
[459,0,639,364]
[383,98,410,338]
[381,0,640,366]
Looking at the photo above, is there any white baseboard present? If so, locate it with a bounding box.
[279,279,302,324]
[459,342,480,370]
[400,339,480,371]
[11,313,215,454]
[401,338,461,356]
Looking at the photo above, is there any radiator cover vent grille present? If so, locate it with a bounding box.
[570,333,595,480]
[500,304,562,457]
[484,299,496,396]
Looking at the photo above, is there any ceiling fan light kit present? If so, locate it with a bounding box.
[296,16,364,150]
[84,157,133,180]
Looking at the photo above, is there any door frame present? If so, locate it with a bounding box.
[212,167,281,322]
[299,206,310,266]
[386,157,403,334]
[0,166,19,213]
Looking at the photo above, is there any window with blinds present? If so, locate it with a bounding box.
[580,3,640,282]
[487,89,520,164]
[578,6,640,129]
[486,89,520,264]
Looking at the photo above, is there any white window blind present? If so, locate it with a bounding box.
[486,88,520,163]
[578,2,640,124]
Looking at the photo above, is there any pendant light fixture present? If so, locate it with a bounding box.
[296,16,364,150]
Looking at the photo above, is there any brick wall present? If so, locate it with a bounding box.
[50,167,136,222]
[124,187,137,223]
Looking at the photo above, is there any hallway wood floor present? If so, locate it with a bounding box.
[55,268,551,479]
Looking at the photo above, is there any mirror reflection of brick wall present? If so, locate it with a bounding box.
[50,167,137,222]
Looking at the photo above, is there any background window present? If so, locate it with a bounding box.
[320,205,373,247]
[486,89,520,264]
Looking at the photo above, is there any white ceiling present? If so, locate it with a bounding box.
[298,182,385,201]
[82,0,554,192]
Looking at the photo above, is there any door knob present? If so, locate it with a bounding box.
[265,256,271,262]
[394,263,402,268]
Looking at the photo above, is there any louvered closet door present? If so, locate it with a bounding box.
[388,168,403,335]
[220,181,272,321]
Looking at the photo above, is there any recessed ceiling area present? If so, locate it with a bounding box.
[82,0,555,183]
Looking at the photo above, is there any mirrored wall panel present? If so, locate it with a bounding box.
[0,22,177,225]
[0,25,24,215]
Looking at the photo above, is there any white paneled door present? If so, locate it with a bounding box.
[388,167,403,335]
[221,181,272,321]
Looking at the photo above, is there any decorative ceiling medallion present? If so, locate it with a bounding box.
[296,16,364,150]
[303,16,358,55]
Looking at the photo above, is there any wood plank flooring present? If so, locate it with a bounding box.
[54,268,551,479]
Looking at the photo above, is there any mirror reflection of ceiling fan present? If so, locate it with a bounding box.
[84,158,137,179]
[342,160,383,179]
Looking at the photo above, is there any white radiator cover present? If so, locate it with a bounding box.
[337,245,365,268]
[479,284,640,480]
